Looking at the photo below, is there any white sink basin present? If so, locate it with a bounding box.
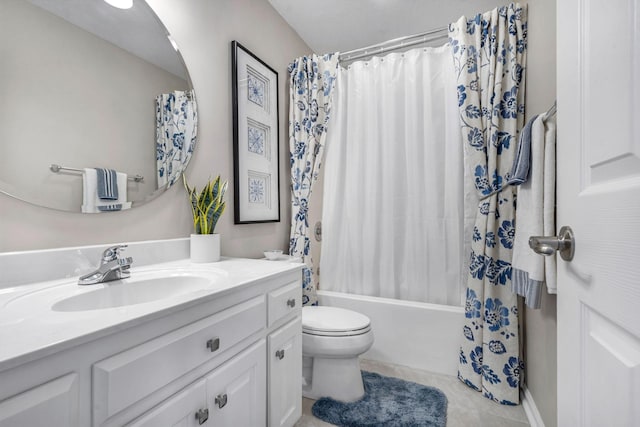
[52,275,212,312]
[3,269,227,313]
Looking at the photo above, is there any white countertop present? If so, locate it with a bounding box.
[0,257,302,372]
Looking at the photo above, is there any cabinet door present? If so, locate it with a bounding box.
[206,340,266,427]
[268,317,302,427]
[0,374,78,427]
[126,379,207,427]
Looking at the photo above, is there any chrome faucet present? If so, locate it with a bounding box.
[78,244,133,285]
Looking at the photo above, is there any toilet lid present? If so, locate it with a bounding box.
[302,306,371,334]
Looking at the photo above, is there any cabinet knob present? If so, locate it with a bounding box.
[276,349,285,360]
[206,338,220,352]
[195,408,209,425]
[215,393,228,409]
[286,298,296,308]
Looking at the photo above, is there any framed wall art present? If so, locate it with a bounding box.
[232,41,280,224]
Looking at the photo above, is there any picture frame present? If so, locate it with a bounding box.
[232,41,280,224]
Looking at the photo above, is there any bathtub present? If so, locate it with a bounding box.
[317,290,465,376]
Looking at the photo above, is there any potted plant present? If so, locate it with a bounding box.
[183,175,228,262]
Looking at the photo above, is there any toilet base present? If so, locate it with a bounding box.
[302,356,365,402]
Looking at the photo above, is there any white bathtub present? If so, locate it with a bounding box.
[317,290,465,376]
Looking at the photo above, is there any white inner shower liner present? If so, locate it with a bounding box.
[321,45,477,307]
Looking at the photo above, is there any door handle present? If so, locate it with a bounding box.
[529,226,575,261]
[287,298,296,308]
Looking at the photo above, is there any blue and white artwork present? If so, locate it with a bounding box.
[248,124,266,155]
[248,72,265,107]
[248,176,266,204]
[233,41,280,224]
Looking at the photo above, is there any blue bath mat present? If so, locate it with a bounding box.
[311,371,447,427]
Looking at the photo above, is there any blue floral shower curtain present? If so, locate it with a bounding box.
[288,54,339,306]
[156,90,198,188]
[449,3,527,405]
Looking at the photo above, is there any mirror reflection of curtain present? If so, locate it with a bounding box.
[156,90,198,188]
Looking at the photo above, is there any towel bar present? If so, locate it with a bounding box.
[49,164,144,182]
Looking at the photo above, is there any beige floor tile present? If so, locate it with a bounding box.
[295,359,530,427]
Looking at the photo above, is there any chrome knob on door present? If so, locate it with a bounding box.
[195,408,209,425]
[215,393,228,409]
[206,337,220,352]
[286,298,296,308]
[529,226,575,261]
[276,349,285,360]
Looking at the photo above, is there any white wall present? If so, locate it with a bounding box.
[0,0,310,255]
[0,0,187,211]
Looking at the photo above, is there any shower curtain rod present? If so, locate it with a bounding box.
[338,26,449,63]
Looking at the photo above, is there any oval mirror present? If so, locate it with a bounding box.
[0,0,197,213]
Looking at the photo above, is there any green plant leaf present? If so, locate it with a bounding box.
[183,174,228,235]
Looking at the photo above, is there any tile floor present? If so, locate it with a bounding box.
[295,359,530,427]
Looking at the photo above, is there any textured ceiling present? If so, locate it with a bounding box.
[268,0,511,54]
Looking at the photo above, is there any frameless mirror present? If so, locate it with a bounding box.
[0,0,197,213]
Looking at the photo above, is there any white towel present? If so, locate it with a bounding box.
[542,116,557,293]
[511,113,557,308]
[82,168,131,213]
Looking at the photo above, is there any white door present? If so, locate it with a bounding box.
[557,0,640,425]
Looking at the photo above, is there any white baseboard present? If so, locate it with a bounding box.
[521,386,546,427]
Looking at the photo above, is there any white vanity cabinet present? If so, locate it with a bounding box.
[204,339,266,426]
[92,296,267,426]
[0,374,79,427]
[267,280,303,427]
[268,317,302,427]
[0,261,302,427]
[126,378,208,427]
[128,340,266,427]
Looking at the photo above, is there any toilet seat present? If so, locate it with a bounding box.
[303,325,371,337]
[302,306,371,337]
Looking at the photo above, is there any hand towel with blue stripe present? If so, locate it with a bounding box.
[95,168,119,200]
[507,114,538,185]
[98,204,123,212]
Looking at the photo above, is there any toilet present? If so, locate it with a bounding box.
[301,306,374,402]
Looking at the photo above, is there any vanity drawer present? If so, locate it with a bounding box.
[0,374,79,427]
[93,296,265,425]
[268,281,301,326]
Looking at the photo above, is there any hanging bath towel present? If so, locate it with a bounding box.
[82,168,131,213]
[511,113,557,308]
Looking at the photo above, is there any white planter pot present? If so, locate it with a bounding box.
[190,233,220,263]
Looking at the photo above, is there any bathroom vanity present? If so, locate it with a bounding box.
[0,244,302,427]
